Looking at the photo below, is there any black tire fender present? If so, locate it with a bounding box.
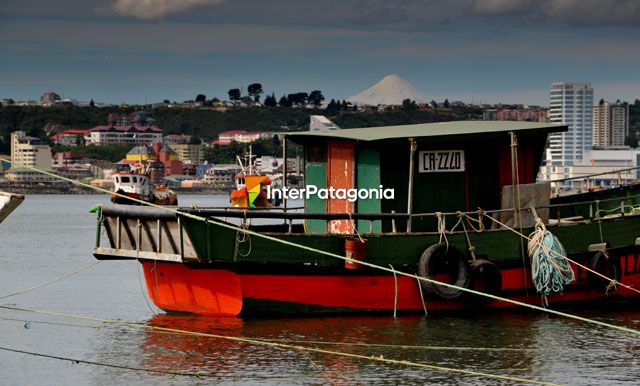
[417,243,471,300]
[588,251,620,292]
[465,258,502,304]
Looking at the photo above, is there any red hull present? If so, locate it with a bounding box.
[142,255,640,316]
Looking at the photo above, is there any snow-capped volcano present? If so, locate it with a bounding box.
[348,74,427,106]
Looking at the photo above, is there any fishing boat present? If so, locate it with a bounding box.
[0,191,24,224]
[92,121,640,316]
[229,146,275,208]
[111,164,178,206]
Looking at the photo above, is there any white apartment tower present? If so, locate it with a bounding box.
[593,101,629,147]
[10,131,52,169]
[547,83,594,168]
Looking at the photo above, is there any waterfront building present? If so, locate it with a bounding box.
[10,131,52,169]
[50,129,91,146]
[85,125,162,146]
[214,130,275,145]
[162,135,204,164]
[541,148,640,193]
[310,115,340,131]
[203,164,242,185]
[40,91,61,106]
[593,101,629,147]
[4,168,57,183]
[121,144,182,177]
[107,111,156,126]
[539,83,593,190]
[496,108,548,122]
[546,82,593,166]
[170,144,204,164]
[482,109,497,121]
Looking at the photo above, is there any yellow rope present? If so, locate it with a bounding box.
[0,261,101,300]
[0,345,206,378]
[477,210,637,297]
[2,158,640,337]
[0,305,559,386]
[0,316,542,352]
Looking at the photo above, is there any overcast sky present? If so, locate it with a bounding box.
[1,0,639,105]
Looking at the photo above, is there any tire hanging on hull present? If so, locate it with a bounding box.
[464,258,502,304]
[417,243,471,300]
[588,251,620,292]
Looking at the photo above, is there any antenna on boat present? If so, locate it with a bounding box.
[236,155,246,174]
[248,145,254,175]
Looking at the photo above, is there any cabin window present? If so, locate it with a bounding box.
[308,143,327,163]
[115,177,119,183]
[133,176,138,183]
[121,176,130,183]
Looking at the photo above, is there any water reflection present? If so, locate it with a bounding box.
[129,313,552,384]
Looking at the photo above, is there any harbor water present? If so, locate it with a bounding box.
[1,195,639,385]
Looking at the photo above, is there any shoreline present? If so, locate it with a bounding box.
[0,185,231,196]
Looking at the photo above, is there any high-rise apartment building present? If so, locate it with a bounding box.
[546,82,594,167]
[10,131,52,169]
[593,101,629,147]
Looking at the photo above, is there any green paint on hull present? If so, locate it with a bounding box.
[187,213,640,268]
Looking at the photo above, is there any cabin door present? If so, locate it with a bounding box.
[327,141,355,234]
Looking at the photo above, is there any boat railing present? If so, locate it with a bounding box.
[97,191,640,243]
[545,166,640,196]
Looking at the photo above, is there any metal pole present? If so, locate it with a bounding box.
[406,138,416,232]
[282,135,288,213]
[510,132,520,227]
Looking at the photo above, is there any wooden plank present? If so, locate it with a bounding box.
[93,247,182,262]
[356,146,382,233]
[327,141,354,234]
[304,162,327,234]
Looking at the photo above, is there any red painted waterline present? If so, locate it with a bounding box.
[142,256,640,317]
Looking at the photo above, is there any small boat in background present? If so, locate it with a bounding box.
[111,164,178,206]
[229,146,279,208]
[0,191,24,224]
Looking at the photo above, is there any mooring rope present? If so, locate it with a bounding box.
[389,264,398,318]
[473,210,637,297]
[2,159,640,336]
[416,277,428,316]
[0,261,101,300]
[0,345,206,378]
[0,305,558,386]
[527,208,575,305]
[0,316,543,352]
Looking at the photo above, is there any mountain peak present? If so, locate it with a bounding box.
[348,74,426,106]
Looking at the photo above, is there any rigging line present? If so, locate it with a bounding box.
[0,346,206,378]
[2,158,640,336]
[0,305,558,386]
[0,316,542,352]
[477,210,640,296]
[0,261,101,300]
[135,255,157,316]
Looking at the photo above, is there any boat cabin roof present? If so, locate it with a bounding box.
[284,121,567,143]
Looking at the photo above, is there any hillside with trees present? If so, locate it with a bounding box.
[0,102,481,154]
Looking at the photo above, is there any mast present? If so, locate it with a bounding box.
[406,138,416,232]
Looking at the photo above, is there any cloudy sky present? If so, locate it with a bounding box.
[1,0,639,105]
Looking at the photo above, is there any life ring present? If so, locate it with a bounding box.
[417,243,471,299]
[587,251,620,292]
[464,258,502,304]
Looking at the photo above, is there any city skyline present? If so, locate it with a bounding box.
[1,0,639,105]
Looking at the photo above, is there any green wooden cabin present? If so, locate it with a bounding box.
[285,121,567,234]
